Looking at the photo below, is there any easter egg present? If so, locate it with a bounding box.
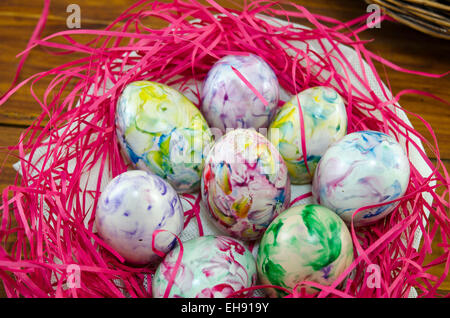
[201,128,291,240]
[95,170,184,265]
[116,81,214,193]
[152,235,257,298]
[201,53,280,133]
[268,86,347,185]
[312,130,410,226]
[257,204,354,298]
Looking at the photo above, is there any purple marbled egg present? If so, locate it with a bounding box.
[95,170,184,265]
[201,54,280,133]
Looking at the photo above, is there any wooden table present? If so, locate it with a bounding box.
[0,0,449,297]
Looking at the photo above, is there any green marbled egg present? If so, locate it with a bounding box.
[257,204,354,297]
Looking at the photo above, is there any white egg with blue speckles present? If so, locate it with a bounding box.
[312,130,410,226]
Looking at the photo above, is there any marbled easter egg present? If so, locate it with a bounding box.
[257,204,354,298]
[201,54,280,133]
[201,128,291,241]
[312,130,411,226]
[116,81,214,193]
[95,170,184,265]
[152,235,257,298]
[268,86,347,184]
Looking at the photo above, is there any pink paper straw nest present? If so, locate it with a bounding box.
[0,0,449,298]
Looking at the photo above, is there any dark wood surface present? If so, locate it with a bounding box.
[0,0,449,297]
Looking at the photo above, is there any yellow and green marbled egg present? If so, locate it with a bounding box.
[268,86,347,184]
[115,81,214,193]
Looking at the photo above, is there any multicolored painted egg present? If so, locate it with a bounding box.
[116,81,214,193]
[152,235,257,298]
[201,54,280,133]
[95,170,184,265]
[201,128,291,241]
[312,130,411,226]
[257,204,354,298]
[268,86,347,185]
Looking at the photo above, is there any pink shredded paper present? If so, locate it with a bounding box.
[0,0,449,298]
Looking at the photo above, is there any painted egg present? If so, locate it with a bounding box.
[95,170,184,265]
[152,235,257,298]
[201,128,291,241]
[268,86,347,185]
[257,204,354,298]
[312,130,410,226]
[201,54,280,133]
[116,81,214,193]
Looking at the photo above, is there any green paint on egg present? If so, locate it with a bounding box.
[301,205,342,271]
[267,217,284,246]
[256,204,353,297]
[159,134,171,156]
[262,257,286,287]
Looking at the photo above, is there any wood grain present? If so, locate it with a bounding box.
[0,0,448,297]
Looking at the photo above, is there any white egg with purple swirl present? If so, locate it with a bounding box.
[312,130,410,227]
[201,53,280,133]
[95,170,184,265]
